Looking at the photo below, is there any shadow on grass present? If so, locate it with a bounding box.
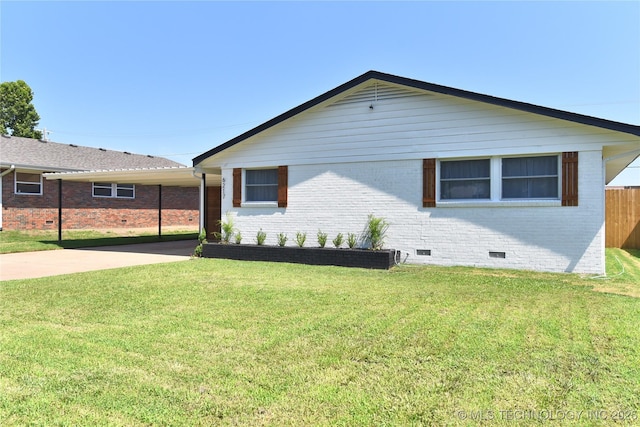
[42,233,199,250]
[622,248,639,259]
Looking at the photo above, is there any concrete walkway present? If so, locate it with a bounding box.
[0,240,197,281]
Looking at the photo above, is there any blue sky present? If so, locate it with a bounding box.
[1,1,639,183]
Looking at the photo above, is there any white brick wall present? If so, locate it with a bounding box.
[220,150,605,274]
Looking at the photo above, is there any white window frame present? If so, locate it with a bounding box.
[437,154,562,207]
[501,155,560,200]
[242,168,279,206]
[439,158,491,200]
[14,172,43,195]
[92,182,135,199]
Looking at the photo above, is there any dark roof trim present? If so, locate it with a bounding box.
[193,70,640,165]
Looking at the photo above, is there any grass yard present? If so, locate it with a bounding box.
[0,228,198,254]
[593,248,640,298]
[1,253,639,425]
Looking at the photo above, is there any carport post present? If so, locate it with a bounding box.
[158,184,162,238]
[58,179,62,242]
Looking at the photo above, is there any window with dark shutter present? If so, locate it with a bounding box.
[235,166,288,207]
[562,152,578,206]
[423,159,436,207]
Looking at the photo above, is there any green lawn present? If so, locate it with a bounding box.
[1,252,639,425]
[0,229,198,254]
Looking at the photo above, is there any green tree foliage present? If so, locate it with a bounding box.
[0,80,43,139]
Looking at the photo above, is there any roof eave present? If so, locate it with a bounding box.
[0,162,84,173]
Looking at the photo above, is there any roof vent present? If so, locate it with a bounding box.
[69,144,78,147]
[124,151,131,155]
[147,155,154,158]
[99,148,107,151]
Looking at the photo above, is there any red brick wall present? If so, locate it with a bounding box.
[1,171,199,230]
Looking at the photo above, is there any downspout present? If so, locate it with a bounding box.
[0,165,16,230]
[203,173,207,235]
[192,168,205,234]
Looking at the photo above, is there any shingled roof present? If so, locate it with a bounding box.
[1,135,184,171]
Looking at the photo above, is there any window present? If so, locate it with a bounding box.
[245,169,279,202]
[15,172,42,195]
[440,159,490,200]
[93,183,135,198]
[502,156,558,199]
[93,182,113,197]
[116,184,135,198]
[425,153,574,207]
[233,166,288,207]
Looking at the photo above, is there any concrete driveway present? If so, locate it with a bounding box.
[0,240,197,281]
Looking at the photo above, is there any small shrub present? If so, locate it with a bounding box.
[364,214,389,250]
[256,229,267,245]
[220,214,235,243]
[317,230,328,248]
[214,213,235,243]
[347,233,358,249]
[332,233,344,248]
[193,244,203,258]
[198,228,207,244]
[235,232,242,244]
[295,231,307,247]
[277,233,288,247]
[193,228,207,257]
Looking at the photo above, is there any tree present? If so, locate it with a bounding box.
[0,80,42,139]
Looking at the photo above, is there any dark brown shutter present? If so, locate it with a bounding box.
[423,159,436,208]
[232,168,242,207]
[562,152,578,206]
[278,165,288,208]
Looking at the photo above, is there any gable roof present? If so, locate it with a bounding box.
[193,70,640,166]
[1,135,184,172]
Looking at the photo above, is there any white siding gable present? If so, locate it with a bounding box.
[204,81,637,169]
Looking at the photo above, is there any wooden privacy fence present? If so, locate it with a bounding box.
[605,188,640,249]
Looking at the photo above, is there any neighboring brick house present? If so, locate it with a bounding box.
[0,135,199,231]
[193,70,640,274]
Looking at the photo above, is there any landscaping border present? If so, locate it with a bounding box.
[202,244,398,269]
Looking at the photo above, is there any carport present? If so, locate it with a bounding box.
[43,167,222,241]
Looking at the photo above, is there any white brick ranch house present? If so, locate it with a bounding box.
[193,71,640,274]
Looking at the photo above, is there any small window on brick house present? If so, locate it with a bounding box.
[15,172,42,195]
[93,182,135,199]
